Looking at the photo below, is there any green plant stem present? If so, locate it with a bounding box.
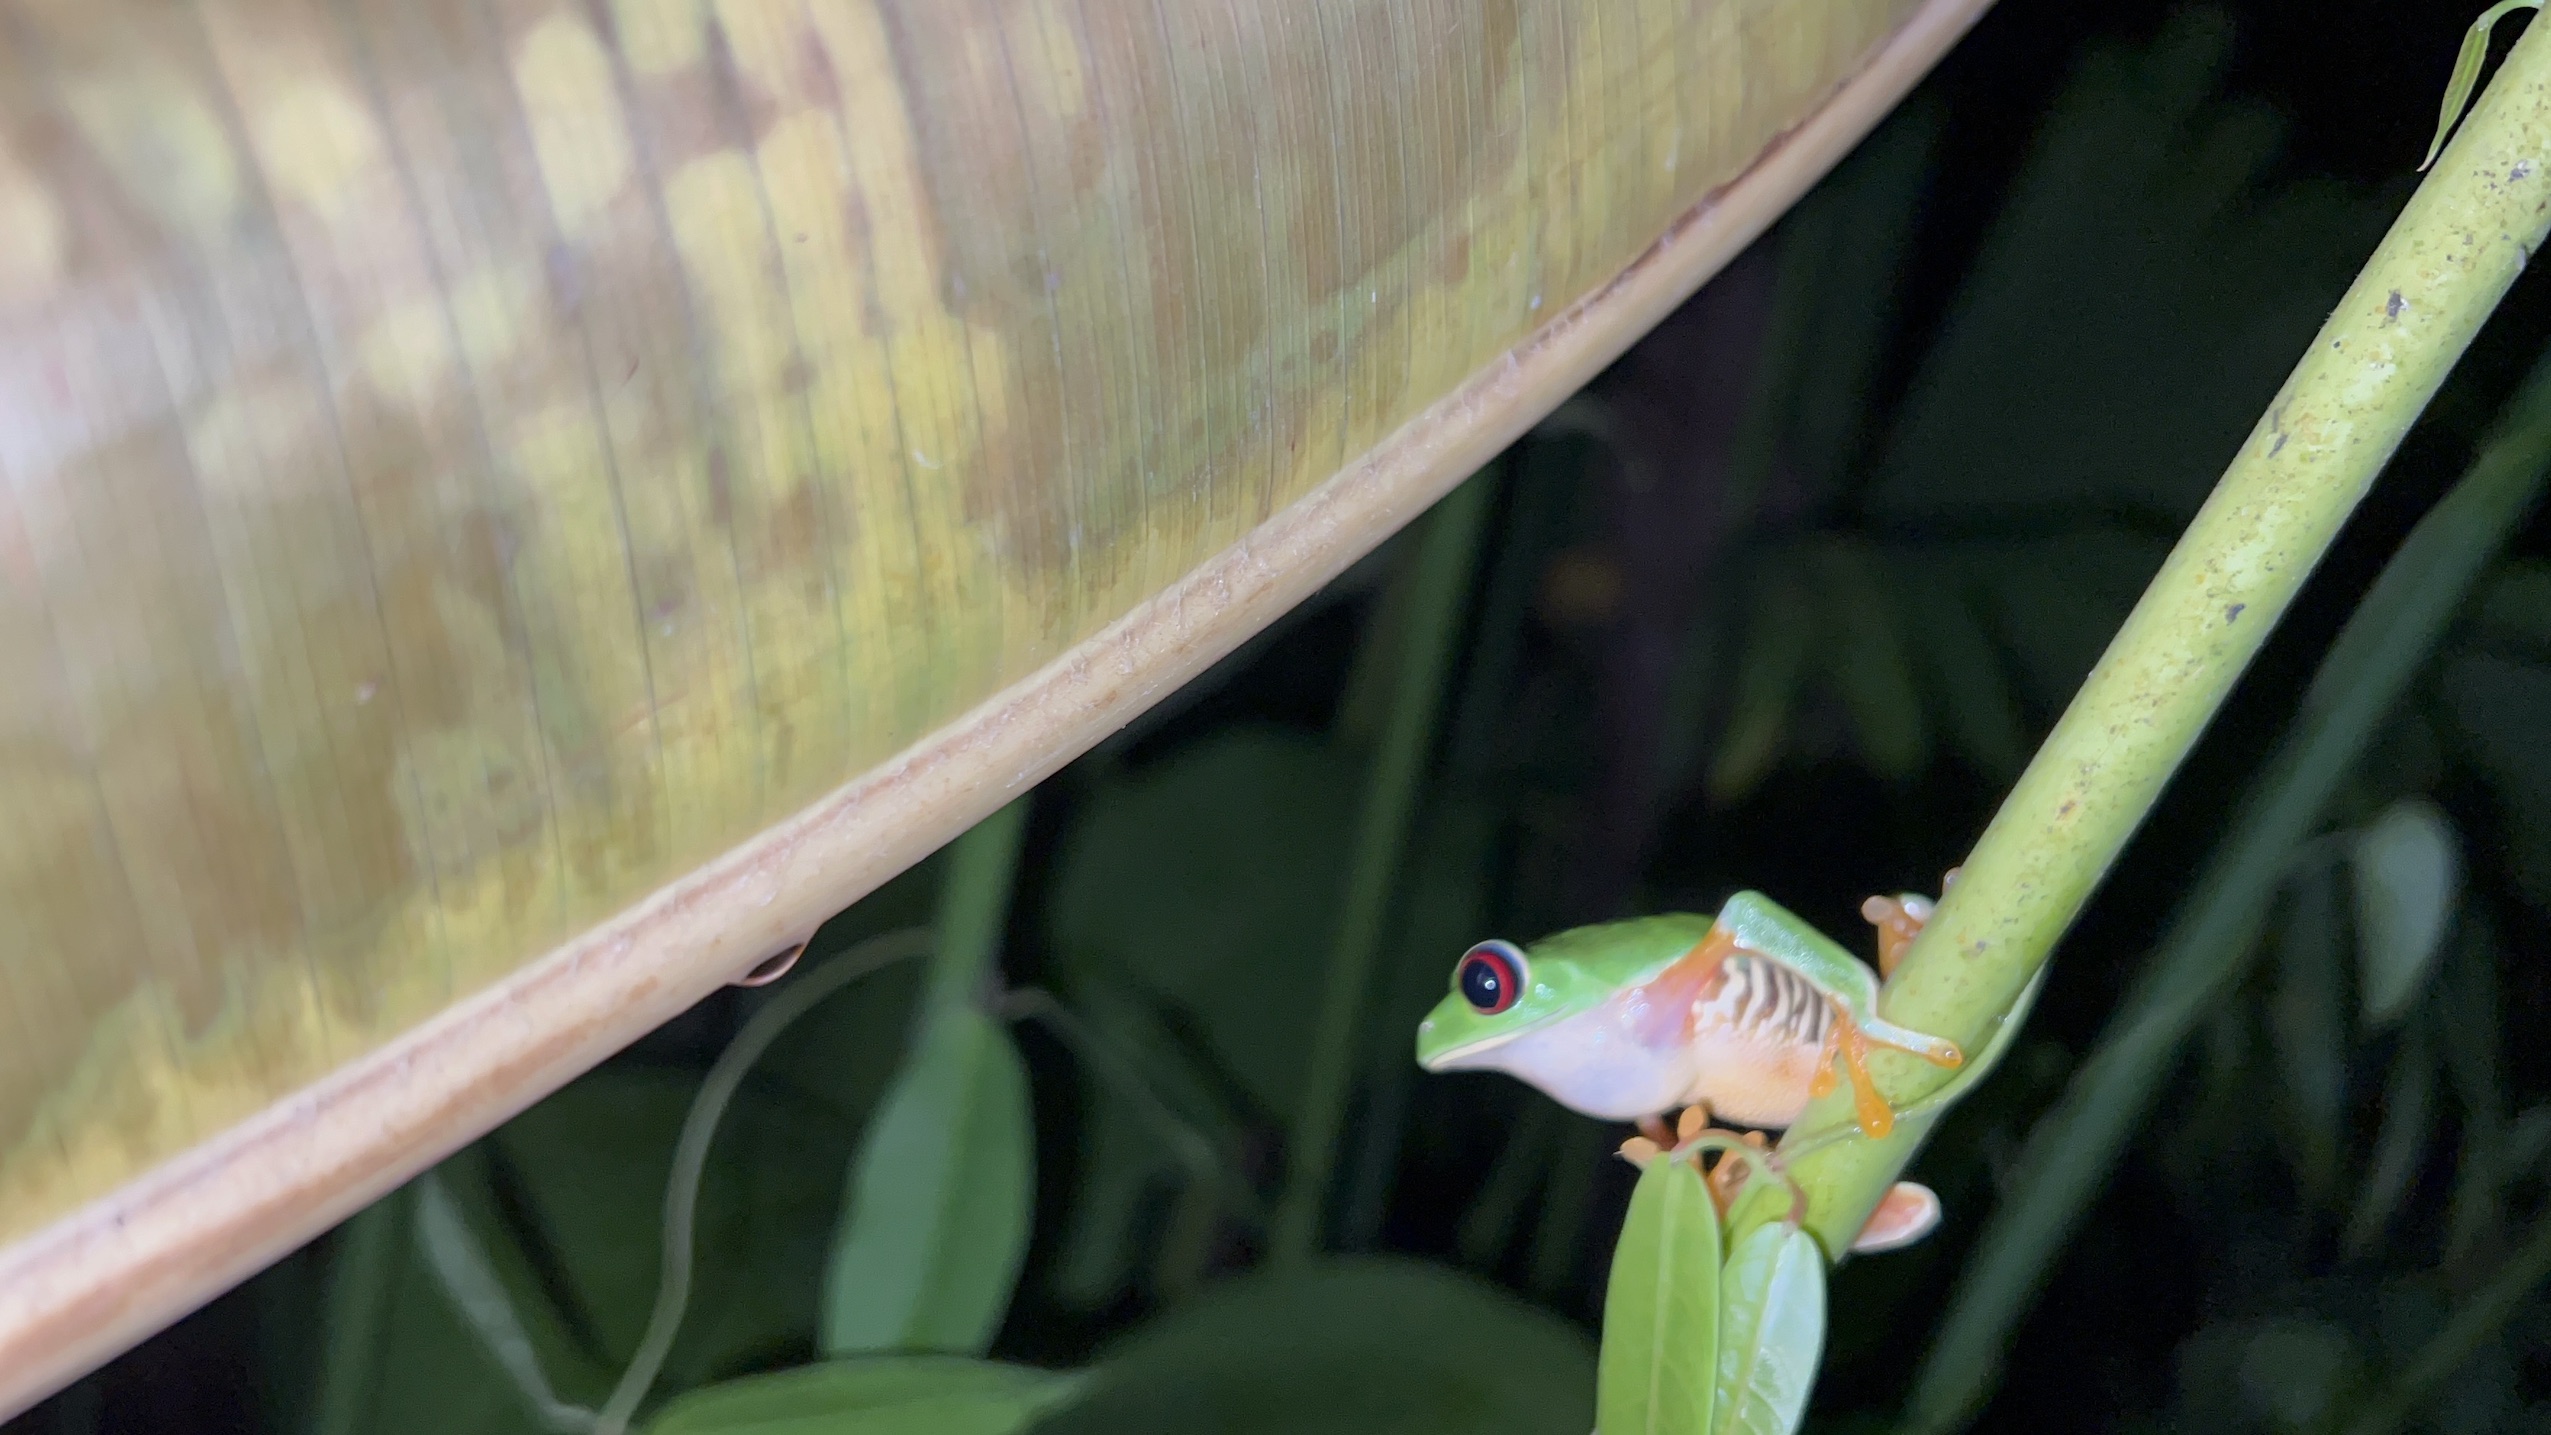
[1457,1097,1561,1267]
[928,799,1031,1016]
[593,928,934,1435]
[1527,1121,1608,1300]
[1271,473,1492,1264]
[1722,0,2551,1331]
[413,1172,592,1432]
[1901,299,2551,1435]
[999,987,1264,1225]
[2339,1207,2551,1435]
[309,1194,403,1435]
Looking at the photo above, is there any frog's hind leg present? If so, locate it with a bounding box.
[1850,1181,1942,1254]
[1861,866,1963,977]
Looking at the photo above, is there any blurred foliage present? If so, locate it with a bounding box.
[24,3,2551,1433]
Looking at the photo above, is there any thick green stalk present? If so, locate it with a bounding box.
[308,1197,402,1435]
[1271,474,1492,1263]
[1723,0,2551,1300]
[1903,338,2551,1435]
[927,798,1031,1016]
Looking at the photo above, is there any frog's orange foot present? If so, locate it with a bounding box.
[1809,1003,1963,1140]
[1850,1181,1942,1254]
[1622,1105,1708,1166]
[1681,1126,1799,1226]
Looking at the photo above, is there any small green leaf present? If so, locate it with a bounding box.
[1709,566,1817,804]
[1598,1155,1722,1435]
[2349,799,2460,1028]
[2503,1103,2551,1180]
[1711,1224,1825,1435]
[2343,1024,2436,1257]
[1896,568,2031,781]
[2421,2,2543,171]
[1815,543,1929,782]
[312,1195,404,1435]
[821,1005,1034,1356]
[414,1173,595,1432]
[2472,558,2551,650]
[643,1356,1083,1435]
[2270,861,2347,1197]
[2442,653,2551,910]
[2236,1318,2353,1432]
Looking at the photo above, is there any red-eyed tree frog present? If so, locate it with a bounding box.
[1415,882,1964,1254]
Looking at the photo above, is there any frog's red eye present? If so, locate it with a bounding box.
[1456,940,1526,1015]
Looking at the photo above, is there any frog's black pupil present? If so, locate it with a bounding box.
[1460,953,1511,1012]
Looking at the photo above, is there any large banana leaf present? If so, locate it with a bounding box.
[0,0,1987,1413]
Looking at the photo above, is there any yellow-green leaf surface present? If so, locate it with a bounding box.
[1598,1155,1720,1435]
[0,0,1981,1404]
[1711,1224,1825,1435]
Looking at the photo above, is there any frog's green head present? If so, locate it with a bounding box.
[1413,913,1716,1070]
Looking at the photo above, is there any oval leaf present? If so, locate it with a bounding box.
[2349,799,2461,1028]
[644,1356,1081,1435]
[1709,567,1817,804]
[2270,863,2347,1195]
[1897,572,2030,781]
[1815,544,1929,782]
[821,1005,1034,1356]
[2342,1025,2436,1257]
[1712,1224,1825,1435]
[1034,1257,1595,1435]
[1599,1155,1722,1435]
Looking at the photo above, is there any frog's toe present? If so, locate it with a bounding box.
[1849,1181,1941,1254]
[1618,1135,1667,1166]
[1863,894,1932,977]
[1861,1013,1964,1069]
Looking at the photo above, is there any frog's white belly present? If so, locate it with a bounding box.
[1447,1004,1702,1120]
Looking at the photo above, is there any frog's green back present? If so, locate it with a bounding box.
[1528,912,1722,988]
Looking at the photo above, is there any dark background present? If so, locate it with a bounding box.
[22,1,2551,1431]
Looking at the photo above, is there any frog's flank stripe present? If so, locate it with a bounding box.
[1719,955,1830,1047]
